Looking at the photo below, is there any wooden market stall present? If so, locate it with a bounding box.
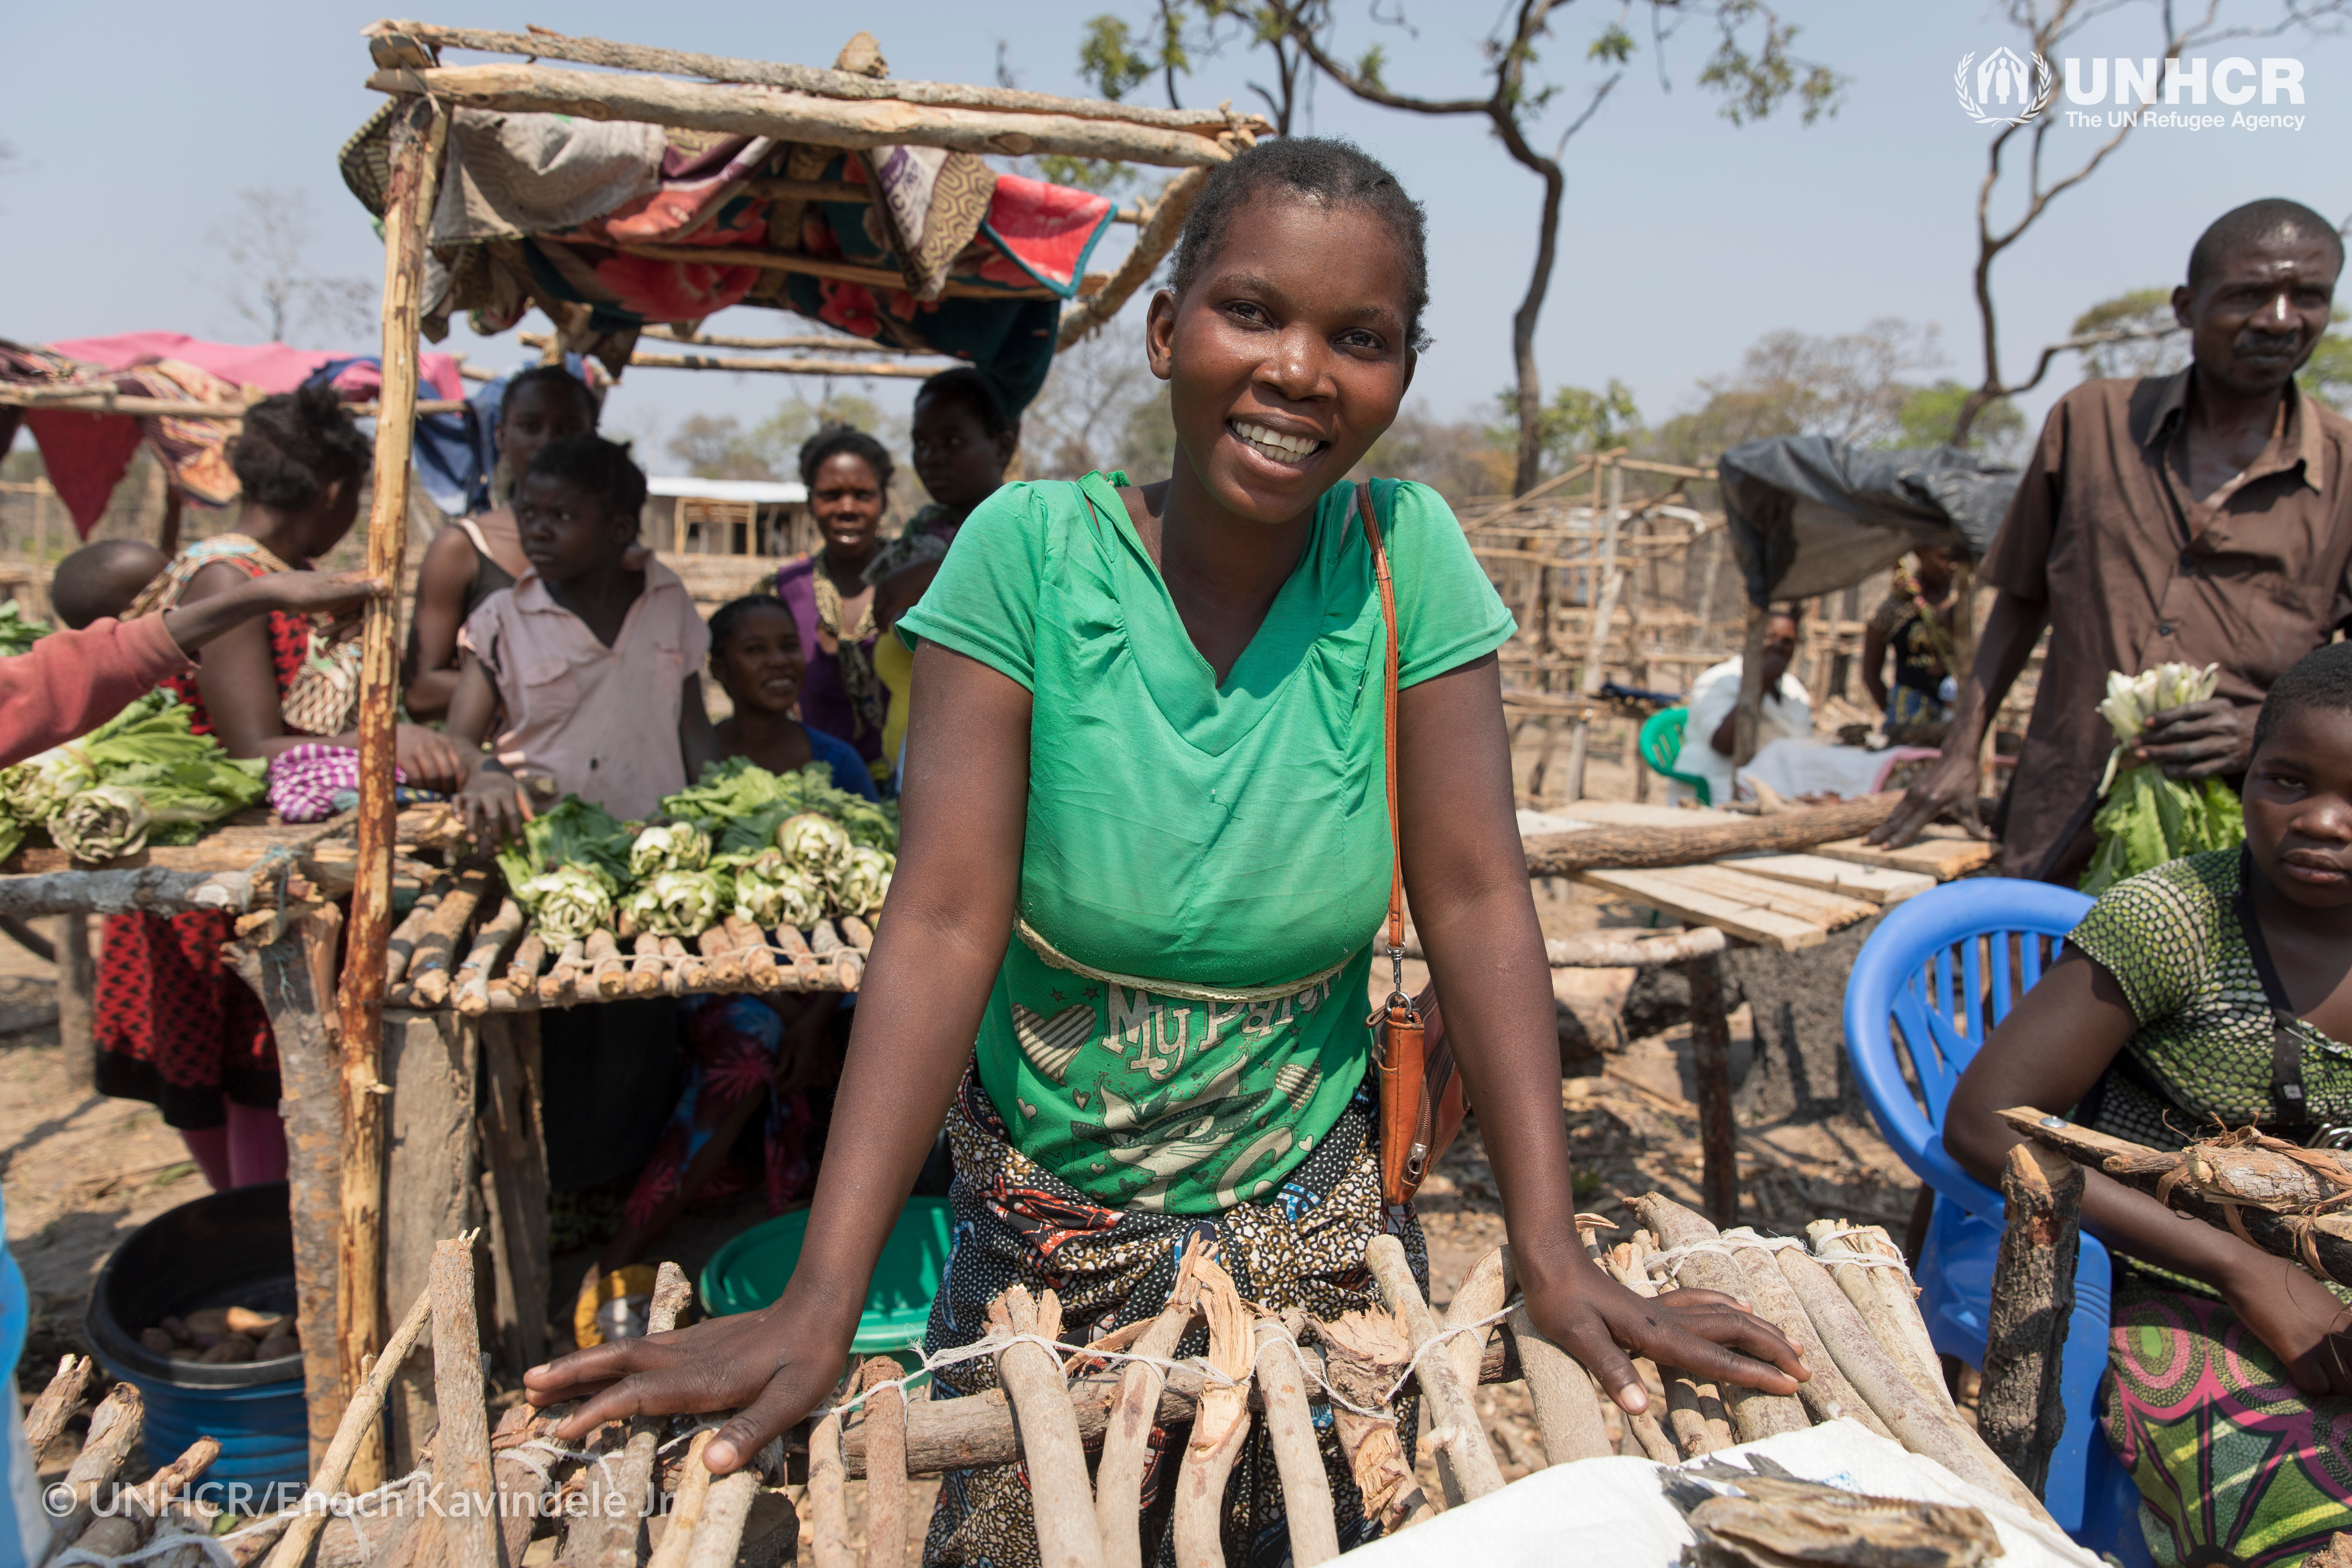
[147,17,1256,1492]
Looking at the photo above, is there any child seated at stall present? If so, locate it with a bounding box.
[446,433,717,1261]
[590,596,879,1276]
[448,432,717,828]
[705,594,878,800]
[1947,640,2352,1568]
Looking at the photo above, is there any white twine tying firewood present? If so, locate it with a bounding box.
[809,1302,1523,1429]
[1644,1231,1915,1286]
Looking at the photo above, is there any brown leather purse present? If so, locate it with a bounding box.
[1358,482,1468,1207]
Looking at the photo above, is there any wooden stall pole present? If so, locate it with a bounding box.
[1979,1142,2083,1496]
[1732,603,1768,768]
[1564,459,1626,802]
[29,478,53,623]
[53,914,96,1090]
[1684,951,1739,1227]
[332,93,447,1494]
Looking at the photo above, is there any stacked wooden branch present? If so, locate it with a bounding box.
[360,21,1266,165]
[19,1356,236,1564]
[382,894,875,1012]
[1615,1196,2060,1526]
[1999,1106,2352,1287]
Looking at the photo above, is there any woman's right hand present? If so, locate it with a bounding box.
[2219,1250,2352,1397]
[523,1293,860,1473]
[457,766,535,845]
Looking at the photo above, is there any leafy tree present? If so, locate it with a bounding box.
[1643,320,2023,466]
[666,414,775,482]
[1361,403,1516,503]
[1489,379,1640,478]
[1078,2,1204,107]
[2298,325,2352,413]
[1895,381,2023,453]
[2068,288,2189,382]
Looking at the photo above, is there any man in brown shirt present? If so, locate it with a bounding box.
[1875,198,2352,881]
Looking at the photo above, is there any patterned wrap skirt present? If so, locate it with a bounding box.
[922,1067,1423,1568]
[2104,1274,2352,1568]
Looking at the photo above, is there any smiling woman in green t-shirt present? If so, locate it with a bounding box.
[527,136,1805,1557]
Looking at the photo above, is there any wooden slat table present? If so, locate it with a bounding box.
[1573,863,1876,951]
[1722,852,1936,906]
[1811,827,1996,882]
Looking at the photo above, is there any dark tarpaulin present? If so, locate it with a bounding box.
[1718,436,2020,606]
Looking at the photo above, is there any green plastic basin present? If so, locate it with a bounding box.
[698,1197,954,1356]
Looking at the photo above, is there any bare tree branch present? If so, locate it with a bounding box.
[1953,0,2352,442]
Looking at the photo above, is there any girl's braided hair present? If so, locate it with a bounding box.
[229,384,374,511]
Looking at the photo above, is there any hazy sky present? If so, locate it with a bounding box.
[6,2,2349,468]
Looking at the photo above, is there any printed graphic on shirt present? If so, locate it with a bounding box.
[984,961,1362,1214]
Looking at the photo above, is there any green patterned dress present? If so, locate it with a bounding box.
[2069,850,2352,1568]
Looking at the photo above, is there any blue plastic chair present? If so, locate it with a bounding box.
[1844,879,2148,1564]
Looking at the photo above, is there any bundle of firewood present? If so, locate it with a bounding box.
[27,1198,2006,1568]
[1596,1196,2058,1529]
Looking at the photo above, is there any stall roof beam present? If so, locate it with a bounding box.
[367,63,1247,167]
[366,20,1260,136]
[519,334,953,380]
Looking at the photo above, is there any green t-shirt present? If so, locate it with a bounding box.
[897,472,1515,1213]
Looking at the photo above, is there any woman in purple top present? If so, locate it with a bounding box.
[773,425,896,787]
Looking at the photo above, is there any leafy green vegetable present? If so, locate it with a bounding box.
[1,692,265,844]
[664,757,896,855]
[833,845,893,919]
[2080,767,2244,896]
[628,822,710,882]
[519,866,617,940]
[729,849,826,928]
[0,601,51,657]
[494,796,634,906]
[0,812,24,864]
[53,785,153,863]
[776,811,853,882]
[624,869,728,937]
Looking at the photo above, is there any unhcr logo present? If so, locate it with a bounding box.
[1955,46,2056,125]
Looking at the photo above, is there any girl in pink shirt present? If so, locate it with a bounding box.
[448,434,717,832]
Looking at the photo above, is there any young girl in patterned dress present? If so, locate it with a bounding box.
[1949,640,2352,1568]
[527,138,1807,1563]
[94,388,466,1189]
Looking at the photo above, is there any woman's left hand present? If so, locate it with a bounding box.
[1521,1254,1807,1412]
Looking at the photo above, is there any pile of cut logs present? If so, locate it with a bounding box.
[24,1194,2054,1568]
[381,869,872,1015]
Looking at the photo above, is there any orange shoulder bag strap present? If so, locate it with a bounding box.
[1359,481,1466,1206]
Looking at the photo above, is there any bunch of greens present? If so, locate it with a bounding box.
[728,848,826,929]
[775,811,853,882]
[0,692,267,864]
[665,758,897,857]
[493,796,635,913]
[0,602,50,657]
[629,822,710,882]
[623,869,728,937]
[53,786,154,863]
[519,866,617,941]
[2080,661,2245,896]
[833,844,893,920]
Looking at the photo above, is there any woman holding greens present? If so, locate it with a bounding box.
[528,136,1803,1561]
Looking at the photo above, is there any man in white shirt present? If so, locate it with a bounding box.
[1679,607,1811,805]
